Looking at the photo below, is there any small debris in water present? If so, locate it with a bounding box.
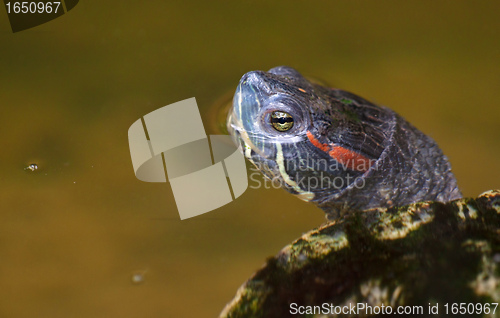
[24,164,38,172]
[131,269,148,285]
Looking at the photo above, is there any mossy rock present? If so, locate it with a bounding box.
[220,190,500,318]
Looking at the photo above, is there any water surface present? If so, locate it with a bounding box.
[1,1,499,317]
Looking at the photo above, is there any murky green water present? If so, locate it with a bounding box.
[1,1,499,317]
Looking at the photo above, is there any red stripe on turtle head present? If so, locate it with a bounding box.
[306,130,372,173]
[306,131,330,152]
[329,146,372,172]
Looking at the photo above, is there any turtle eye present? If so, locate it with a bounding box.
[270,111,294,132]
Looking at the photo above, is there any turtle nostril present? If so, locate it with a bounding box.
[240,71,266,86]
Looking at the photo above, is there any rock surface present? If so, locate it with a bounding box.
[220,190,500,317]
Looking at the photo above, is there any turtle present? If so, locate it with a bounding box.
[226,66,462,221]
[220,66,500,317]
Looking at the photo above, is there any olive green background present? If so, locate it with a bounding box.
[1,1,499,317]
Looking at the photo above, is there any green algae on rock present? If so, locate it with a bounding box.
[219,190,500,318]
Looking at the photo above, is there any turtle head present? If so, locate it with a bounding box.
[228,66,314,164]
[228,66,390,206]
[228,66,462,217]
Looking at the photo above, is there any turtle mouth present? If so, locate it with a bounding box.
[227,100,268,161]
[227,111,280,180]
[227,74,272,159]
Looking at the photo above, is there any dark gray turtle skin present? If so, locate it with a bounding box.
[227,66,462,220]
[219,191,500,318]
